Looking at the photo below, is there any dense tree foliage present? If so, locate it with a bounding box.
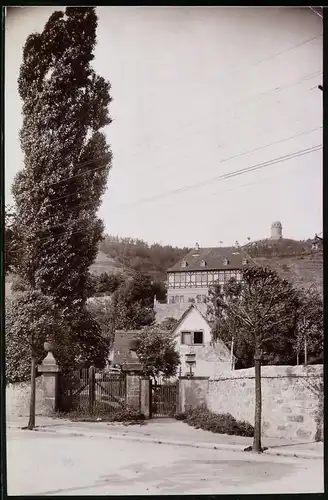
[208,266,300,452]
[99,234,189,280]
[244,238,314,259]
[294,287,323,365]
[13,7,112,310]
[90,272,124,296]
[6,292,109,384]
[105,271,156,335]
[4,205,21,275]
[136,323,180,380]
[10,7,112,427]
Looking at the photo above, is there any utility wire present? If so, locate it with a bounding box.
[23,67,322,197]
[29,144,322,244]
[112,145,322,210]
[35,126,322,209]
[118,68,322,156]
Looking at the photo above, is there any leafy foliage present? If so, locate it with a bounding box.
[10,7,112,376]
[294,287,323,363]
[208,266,300,368]
[99,234,189,281]
[160,317,179,332]
[136,323,180,379]
[4,205,21,276]
[5,292,59,383]
[12,7,112,311]
[177,404,254,437]
[106,271,156,334]
[6,293,109,384]
[90,272,124,296]
[244,238,313,259]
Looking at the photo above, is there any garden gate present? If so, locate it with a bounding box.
[59,366,126,414]
[150,378,179,417]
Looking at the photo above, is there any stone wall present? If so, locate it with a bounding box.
[6,378,49,419]
[179,376,209,412]
[207,365,323,440]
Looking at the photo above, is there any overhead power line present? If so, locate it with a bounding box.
[30,144,322,244]
[35,125,322,208]
[17,69,322,199]
[113,145,322,209]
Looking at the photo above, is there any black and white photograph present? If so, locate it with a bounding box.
[4,5,323,496]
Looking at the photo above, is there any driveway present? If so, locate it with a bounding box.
[7,428,324,495]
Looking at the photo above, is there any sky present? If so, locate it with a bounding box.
[5,6,323,248]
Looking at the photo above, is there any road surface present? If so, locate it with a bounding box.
[7,428,324,495]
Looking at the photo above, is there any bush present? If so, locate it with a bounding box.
[174,412,186,421]
[177,404,254,437]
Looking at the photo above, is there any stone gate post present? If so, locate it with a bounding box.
[140,377,151,418]
[125,372,141,411]
[37,347,61,413]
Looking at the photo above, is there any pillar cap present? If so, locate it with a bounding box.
[37,351,61,373]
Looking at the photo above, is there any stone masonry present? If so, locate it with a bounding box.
[207,365,323,440]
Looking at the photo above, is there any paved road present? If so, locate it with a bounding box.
[7,428,324,495]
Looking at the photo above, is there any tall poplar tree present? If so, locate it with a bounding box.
[11,7,112,426]
[13,7,112,308]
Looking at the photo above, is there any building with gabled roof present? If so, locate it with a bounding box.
[166,244,245,304]
[170,304,235,377]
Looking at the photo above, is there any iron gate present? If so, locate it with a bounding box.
[151,379,179,417]
[59,366,126,414]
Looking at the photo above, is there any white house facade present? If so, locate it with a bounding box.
[170,304,235,378]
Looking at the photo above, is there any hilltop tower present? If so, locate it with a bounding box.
[270,221,282,240]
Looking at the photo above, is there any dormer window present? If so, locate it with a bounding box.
[242,258,248,265]
[223,258,229,266]
[181,260,188,268]
[200,260,206,267]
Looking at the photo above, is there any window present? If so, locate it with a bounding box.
[193,331,204,344]
[196,272,202,286]
[180,295,184,303]
[181,331,192,345]
[181,330,204,345]
[181,260,188,268]
[190,273,196,285]
[201,272,208,285]
[175,295,179,303]
[223,258,229,266]
[200,259,206,267]
[202,295,207,303]
[168,296,174,304]
[242,258,248,265]
[196,294,202,303]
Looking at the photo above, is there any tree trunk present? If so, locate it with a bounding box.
[27,356,37,430]
[252,351,262,452]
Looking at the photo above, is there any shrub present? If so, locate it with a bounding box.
[174,412,186,421]
[178,404,254,437]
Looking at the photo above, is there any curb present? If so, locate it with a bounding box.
[12,425,323,460]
